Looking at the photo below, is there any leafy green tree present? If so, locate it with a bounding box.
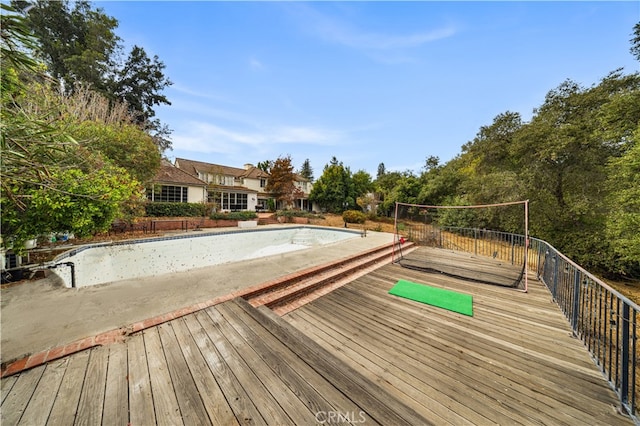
[265,155,303,208]
[374,171,420,217]
[376,162,386,179]
[9,166,139,239]
[423,155,440,173]
[309,157,354,213]
[511,72,640,272]
[605,137,640,277]
[374,170,402,216]
[70,120,161,184]
[298,158,314,182]
[351,170,373,202]
[13,0,119,93]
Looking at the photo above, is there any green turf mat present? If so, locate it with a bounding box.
[389,280,473,316]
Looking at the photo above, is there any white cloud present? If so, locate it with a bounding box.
[287,4,456,51]
[320,22,456,50]
[171,121,343,156]
[170,83,232,103]
[249,57,265,70]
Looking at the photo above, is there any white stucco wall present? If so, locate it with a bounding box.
[187,186,207,203]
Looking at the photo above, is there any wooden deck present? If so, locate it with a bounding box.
[1,248,633,425]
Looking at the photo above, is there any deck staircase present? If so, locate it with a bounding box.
[241,241,413,315]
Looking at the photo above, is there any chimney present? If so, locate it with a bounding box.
[244,163,253,170]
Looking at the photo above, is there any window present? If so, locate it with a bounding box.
[216,175,233,186]
[260,178,267,188]
[209,192,248,210]
[147,185,188,202]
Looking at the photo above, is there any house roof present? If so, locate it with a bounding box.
[175,158,270,180]
[153,159,207,186]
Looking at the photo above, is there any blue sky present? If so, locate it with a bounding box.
[97,1,638,177]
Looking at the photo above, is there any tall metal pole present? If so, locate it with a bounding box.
[524,199,529,293]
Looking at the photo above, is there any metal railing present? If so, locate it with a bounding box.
[529,237,639,422]
[399,224,639,421]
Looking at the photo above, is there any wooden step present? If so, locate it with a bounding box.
[243,242,413,314]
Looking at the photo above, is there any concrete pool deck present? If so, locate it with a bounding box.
[0,225,394,365]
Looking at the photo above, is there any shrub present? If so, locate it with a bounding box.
[276,210,315,222]
[342,210,366,224]
[210,211,257,221]
[144,202,208,217]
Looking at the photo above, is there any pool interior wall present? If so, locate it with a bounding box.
[50,227,360,288]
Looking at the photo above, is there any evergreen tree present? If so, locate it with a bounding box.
[298,158,314,182]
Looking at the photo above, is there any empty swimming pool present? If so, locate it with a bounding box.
[49,226,360,288]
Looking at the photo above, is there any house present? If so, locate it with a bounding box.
[147,159,208,203]
[175,158,269,211]
[149,157,316,212]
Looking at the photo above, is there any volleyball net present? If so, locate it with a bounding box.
[393,201,529,291]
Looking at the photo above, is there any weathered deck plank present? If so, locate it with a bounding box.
[102,343,129,426]
[75,344,108,425]
[196,309,294,425]
[208,305,314,424]
[16,359,67,425]
[236,298,430,425]
[222,299,377,425]
[0,247,632,425]
[127,333,156,425]
[291,290,580,425]
[157,322,211,426]
[144,327,184,425]
[284,260,627,425]
[0,375,18,405]
[46,349,90,425]
[171,317,239,426]
[0,365,45,425]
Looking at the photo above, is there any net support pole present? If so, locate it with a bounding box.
[392,202,399,263]
[522,199,529,293]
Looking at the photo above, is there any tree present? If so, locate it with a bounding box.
[631,22,640,62]
[257,160,272,172]
[351,170,373,203]
[376,162,386,179]
[16,0,173,152]
[71,120,161,184]
[510,72,640,273]
[13,0,119,93]
[109,45,172,127]
[423,156,440,172]
[605,138,640,277]
[265,155,303,208]
[309,157,354,213]
[1,13,147,250]
[298,158,314,182]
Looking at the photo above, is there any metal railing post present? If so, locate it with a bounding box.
[622,303,631,407]
[572,268,581,332]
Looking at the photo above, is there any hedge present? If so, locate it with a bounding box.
[210,211,257,221]
[144,202,209,217]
